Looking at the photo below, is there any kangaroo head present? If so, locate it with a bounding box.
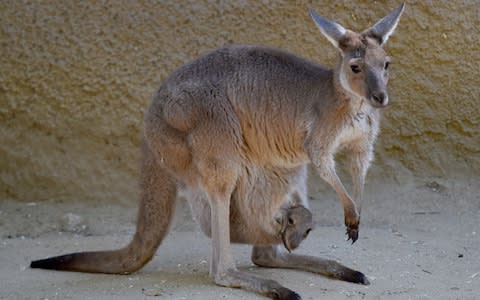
[310,3,405,108]
[276,205,313,252]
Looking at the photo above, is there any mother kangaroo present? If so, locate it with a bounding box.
[31,3,405,299]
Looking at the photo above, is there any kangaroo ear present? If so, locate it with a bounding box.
[309,9,346,50]
[365,2,405,46]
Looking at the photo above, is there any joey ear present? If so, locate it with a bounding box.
[309,9,346,50]
[274,211,288,233]
[365,2,405,46]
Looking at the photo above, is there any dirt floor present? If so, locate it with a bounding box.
[1,176,479,300]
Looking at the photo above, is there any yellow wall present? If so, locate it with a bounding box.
[1,1,478,202]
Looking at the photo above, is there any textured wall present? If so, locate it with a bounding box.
[1,1,478,202]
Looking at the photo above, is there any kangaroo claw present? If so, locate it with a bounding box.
[346,227,359,244]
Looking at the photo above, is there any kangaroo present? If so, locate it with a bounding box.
[31,3,405,299]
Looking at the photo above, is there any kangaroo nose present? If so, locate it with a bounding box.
[372,92,388,106]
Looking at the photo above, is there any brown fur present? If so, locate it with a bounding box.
[31,4,405,299]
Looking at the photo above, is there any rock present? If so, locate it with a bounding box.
[60,213,88,234]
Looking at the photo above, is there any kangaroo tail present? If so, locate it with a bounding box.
[30,141,178,274]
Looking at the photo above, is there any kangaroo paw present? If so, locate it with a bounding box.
[346,226,359,244]
[344,208,360,243]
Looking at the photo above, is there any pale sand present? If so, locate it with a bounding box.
[1,177,479,299]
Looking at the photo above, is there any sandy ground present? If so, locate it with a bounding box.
[1,176,479,300]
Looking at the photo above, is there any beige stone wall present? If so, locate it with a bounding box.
[1,1,478,202]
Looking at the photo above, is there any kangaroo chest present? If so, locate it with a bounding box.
[334,111,377,152]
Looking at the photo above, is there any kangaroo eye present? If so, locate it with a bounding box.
[350,65,361,74]
[385,62,390,70]
[288,217,294,225]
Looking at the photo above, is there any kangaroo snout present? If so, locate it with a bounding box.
[371,91,388,107]
[366,69,389,107]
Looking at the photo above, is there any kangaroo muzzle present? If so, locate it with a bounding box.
[366,70,389,107]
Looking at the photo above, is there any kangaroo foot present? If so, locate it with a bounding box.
[213,268,302,300]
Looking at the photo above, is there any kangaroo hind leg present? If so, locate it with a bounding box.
[205,176,302,300]
[252,245,369,285]
[175,102,300,299]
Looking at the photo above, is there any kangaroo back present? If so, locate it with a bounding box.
[30,141,177,274]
